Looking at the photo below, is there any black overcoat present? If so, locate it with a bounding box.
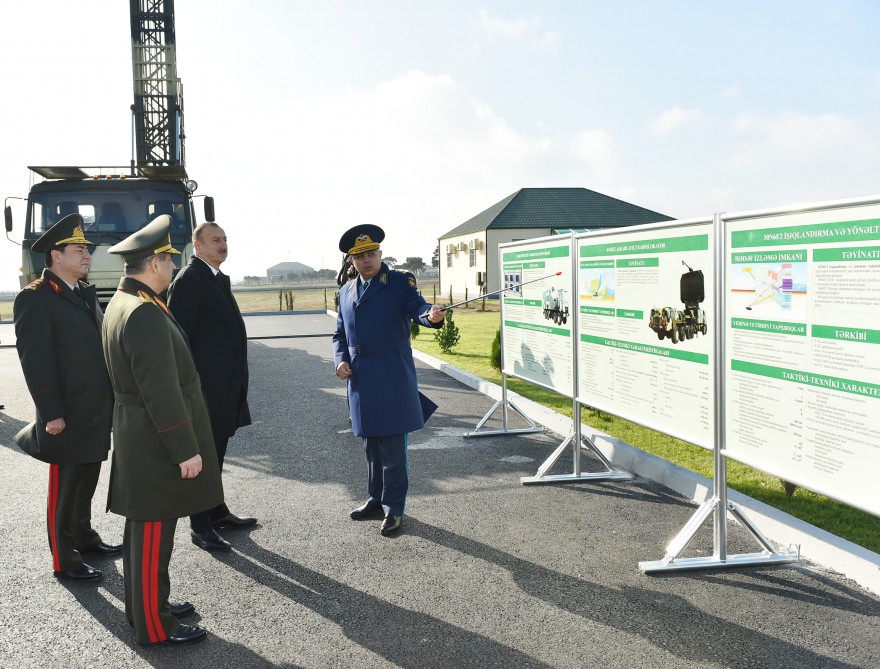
[167,257,251,439]
[13,269,113,464]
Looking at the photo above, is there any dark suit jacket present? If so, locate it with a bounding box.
[167,256,251,440]
[102,277,223,520]
[13,269,112,464]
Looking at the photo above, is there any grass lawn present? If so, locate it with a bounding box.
[410,309,880,554]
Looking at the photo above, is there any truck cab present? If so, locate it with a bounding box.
[6,165,213,306]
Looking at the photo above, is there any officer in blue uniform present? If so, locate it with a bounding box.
[332,225,445,536]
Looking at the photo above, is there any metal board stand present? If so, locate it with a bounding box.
[465,372,544,438]
[640,214,799,573]
[521,237,632,484]
[521,397,635,484]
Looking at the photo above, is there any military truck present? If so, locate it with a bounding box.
[542,287,569,325]
[647,261,708,344]
[3,1,213,307]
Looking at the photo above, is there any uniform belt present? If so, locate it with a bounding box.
[348,338,410,357]
[114,379,202,406]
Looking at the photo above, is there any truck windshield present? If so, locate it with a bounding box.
[28,189,191,241]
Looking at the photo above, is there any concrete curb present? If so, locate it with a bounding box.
[412,348,880,596]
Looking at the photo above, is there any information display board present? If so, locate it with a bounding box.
[575,220,715,449]
[500,235,575,397]
[723,203,880,516]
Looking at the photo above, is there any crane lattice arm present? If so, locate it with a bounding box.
[130,0,185,170]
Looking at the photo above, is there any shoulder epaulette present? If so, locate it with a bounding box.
[390,269,417,287]
[24,277,45,291]
[137,290,155,305]
[137,290,172,317]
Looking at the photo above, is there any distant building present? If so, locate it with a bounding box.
[267,261,314,282]
[439,187,674,297]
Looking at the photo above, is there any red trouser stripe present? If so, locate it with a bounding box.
[141,521,167,643]
[47,464,60,572]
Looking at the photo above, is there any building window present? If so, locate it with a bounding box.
[469,247,477,267]
[446,253,453,268]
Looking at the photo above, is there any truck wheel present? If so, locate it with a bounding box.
[657,331,664,340]
[672,327,680,344]
[701,324,707,335]
[687,328,694,340]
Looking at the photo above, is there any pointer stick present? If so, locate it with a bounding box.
[423,271,563,315]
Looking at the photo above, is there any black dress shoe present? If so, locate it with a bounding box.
[190,529,231,551]
[170,601,195,618]
[380,514,403,536]
[82,541,123,555]
[56,563,102,581]
[212,512,257,528]
[350,500,383,520]
[166,624,207,645]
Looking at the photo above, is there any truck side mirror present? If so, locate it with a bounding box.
[4,205,11,232]
[204,196,215,222]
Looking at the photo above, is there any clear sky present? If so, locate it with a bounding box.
[1,1,878,289]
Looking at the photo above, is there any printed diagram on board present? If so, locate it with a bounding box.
[729,260,808,318]
[647,260,708,344]
[581,267,615,301]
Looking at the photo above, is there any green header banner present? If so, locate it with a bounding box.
[504,298,523,305]
[617,258,660,268]
[730,318,807,336]
[581,306,615,316]
[523,261,546,269]
[617,309,644,320]
[730,218,880,249]
[580,334,709,364]
[523,299,542,307]
[731,359,880,399]
[503,245,570,262]
[580,234,708,258]
[811,325,880,344]
[580,259,615,269]
[813,246,880,262]
[730,250,807,264]
[505,320,571,337]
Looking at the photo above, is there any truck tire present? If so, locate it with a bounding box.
[672,327,680,344]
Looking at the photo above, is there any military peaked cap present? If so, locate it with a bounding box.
[108,214,181,262]
[31,213,94,253]
[339,224,384,255]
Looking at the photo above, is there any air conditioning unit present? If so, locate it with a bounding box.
[446,243,455,254]
[468,240,476,250]
[458,242,468,251]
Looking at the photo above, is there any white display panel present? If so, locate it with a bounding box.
[500,236,575,398]
[575,221,715,449]
[723,203,880,517]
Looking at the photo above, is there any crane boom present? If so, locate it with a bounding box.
[129,0,185,170]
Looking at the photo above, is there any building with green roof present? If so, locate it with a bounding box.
[439,187,674,297]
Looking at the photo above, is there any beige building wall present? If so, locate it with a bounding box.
[440,228,556,299]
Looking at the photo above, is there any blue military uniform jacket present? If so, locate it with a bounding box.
[332,263,441,438]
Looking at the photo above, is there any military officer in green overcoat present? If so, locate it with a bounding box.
[13,213,118,582]
[102,215,224,646]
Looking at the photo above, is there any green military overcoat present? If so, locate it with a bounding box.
[102,277,223,520]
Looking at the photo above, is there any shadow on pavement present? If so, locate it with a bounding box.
[404,517,869,669]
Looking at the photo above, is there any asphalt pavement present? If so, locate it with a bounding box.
[0,313,877,668]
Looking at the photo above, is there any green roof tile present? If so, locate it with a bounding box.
[440,187,674,238]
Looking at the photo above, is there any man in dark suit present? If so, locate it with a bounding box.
[103,215,224,645]
[167,222,255,552]
[13,213,119,582]
[332,225,445,536]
